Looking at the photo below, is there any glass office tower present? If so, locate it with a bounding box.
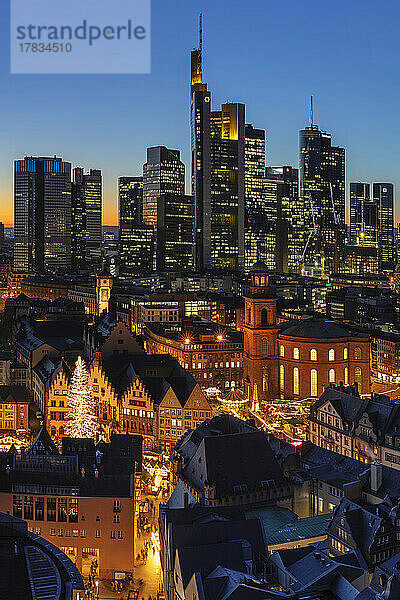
[191,32,245,272]
[14,156,71,273]
[349,183,377,247]
[71,167,102,270]
[373,183,395,271]
[118,176,154,274]
[156,193,194,271]
[299,125,345,277]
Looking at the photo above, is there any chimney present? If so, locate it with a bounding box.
[371,462,383,492]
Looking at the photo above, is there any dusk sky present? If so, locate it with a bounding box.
[1,0,400,226]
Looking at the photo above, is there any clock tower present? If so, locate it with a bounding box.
[96,269,113,315]
[243,262,279,401]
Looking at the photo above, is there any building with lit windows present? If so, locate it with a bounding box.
[299,125,345,277]
[244,124,268,273]
[374,183,395,271]
[349,183,377,247]
[144,320,243,392]
[191,32,245,271]
[14,156,72,274]
[118,176,155,274]
[0,385,29,435]
[242,261,370,402]
[71,167,102,270]
[143,146,185,229]
[156,193,194,271]
[308,384,400,469]
[0,428,141,579]
[265,166,302,273]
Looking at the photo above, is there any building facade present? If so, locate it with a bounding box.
[242,262,370,402]
[71,167,102,270]
[299,125,345,277]
[14,156,72,274]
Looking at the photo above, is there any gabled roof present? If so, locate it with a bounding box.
[27,426,59,456]
[202,430,287,495]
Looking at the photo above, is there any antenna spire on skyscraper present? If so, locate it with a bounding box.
[310,95,314,126]
[199,13,203,52]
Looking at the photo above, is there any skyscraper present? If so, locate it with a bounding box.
[374,183,395,271]
[118,177,154,274]
[349,183,377,247]
[265,166,301,273]
[14,156,71,273]
[244,124,268,272]
[71,168,102,270]
[156,193,194,271]
[142,146,185,228]
[191,23,245,272]
[299,123,345,277]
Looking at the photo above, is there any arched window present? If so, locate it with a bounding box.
[262,366,269,392]
[261,309,268,325]
[343,347,348,360]
[329,349,335,361]
[51,427,56,437]
[59,427,64,436]
[293,347,299,360]
[293,368,299,395]
[231,380,236,388]
[280,345,285,357]
[354,347,362,360]
[311,369,318,397]
[280,365,285,391]
[260,276,266,286]
[355,367,362,386]
[329,368,336,383]
[344,367,349,385]
[262,339,268,356]
[310,349,317,361]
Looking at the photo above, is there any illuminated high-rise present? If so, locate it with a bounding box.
[349,183,377,247]
[191,22,245,272]
[156,193,194,271]
[14,156,71,273]
[71,167,102,270]
[142,146,185,228]
[118,176,154,274]
[244,124,268,272]
[373,183,395,271]
[299,124,345,276]
[265,166,301,273]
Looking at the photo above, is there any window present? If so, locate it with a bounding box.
[117,530,123,539]
[293,368,299,395]
[110,531,116,539]
[280,365,285,391]
[311,369,318,397]
[329,349,335,361]
[262,339,268,356]
[50,528,56,536]
[113,515,120,523]
[344,367,349,385]
[280,345,285,357]
[310,349,317,361]
[329,368,336,383]
[354,347,362,360]
[293,347,299,360]
[343,347,348,360]
[355,367,362,386]
[95,530,101,538]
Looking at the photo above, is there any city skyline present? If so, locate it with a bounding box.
[2,0,400,226]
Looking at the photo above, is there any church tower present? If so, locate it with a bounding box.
[96,269,113,315]
[243,262,279,401]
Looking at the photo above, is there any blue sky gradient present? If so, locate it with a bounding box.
[1,0,400,224]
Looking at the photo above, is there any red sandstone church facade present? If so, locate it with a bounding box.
[243,262,370,401]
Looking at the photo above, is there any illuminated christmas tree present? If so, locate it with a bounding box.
[65,356,97,439]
